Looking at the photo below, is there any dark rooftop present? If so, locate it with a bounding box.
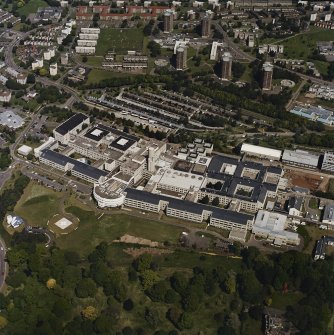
[72,160,108,180]
[124,188,253,225]
[125,188,171,205]
[54,113,89,136]
[41,149,108,181]
[208,155,239,174]
[109,136,136,152]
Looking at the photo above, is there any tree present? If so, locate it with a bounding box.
[212,197,220,206]
[170,272,188,295]
[223,272,236,294]
[177,312,193,330]
[39,68,48,76]
[145,307,160,328]
[75,278,97,298]
[167,307,182,327]
[141,270,159,290]
[0,316,7,329]
[52,298,72,320]
[147,41,161,57]
[123,298,134,311]
[147,280,169,302]
[237,270,262,304]
[134,254,152,272]
[182,290,200,312]
[94,315,112,333]
[249,305,263,320]
[46,278,56,289]
[199,195,209,204]
[82,306,98,320]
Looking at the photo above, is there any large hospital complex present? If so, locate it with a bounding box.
[27,112,316,245]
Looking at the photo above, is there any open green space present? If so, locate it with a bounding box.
[56,206,186,256]
[84,56,103,67]
[281,27,333,76]
[96,28,145,56]
[17,0,48,16]
[304,225,334,255]
[271,291,304,310]
[309,197,319,209]
[87,69,136,84]
[14,182,62,227]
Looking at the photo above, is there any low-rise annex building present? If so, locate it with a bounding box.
[252,210,300,246]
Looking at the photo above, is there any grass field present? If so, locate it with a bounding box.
[304,225,334,255]
[84,56,103,67]
[56,206,186,256]
[14,182,62,227]
[281,27,333,76]
[86,69,136,84]
[271,291,304,310]
[309,197,319,209]
[96,28,145,56]
[17,0,48,16]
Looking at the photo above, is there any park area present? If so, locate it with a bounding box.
[56,206,186,257]
[17,0,47,16]
[14,182,63,227]
[281,27,333,76]
[95,28,145,56]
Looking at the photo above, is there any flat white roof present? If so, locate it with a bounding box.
[18,144,32,155]
[91,129,104,137]
[282,149,319,167]
[241,143,282,160]
[254,210,287,231]
[149,168,205,191]
[253,210,300,242]
[117,138,129,146]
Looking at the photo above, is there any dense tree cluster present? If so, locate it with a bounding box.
[36,87,70,104]
[41,106,74,122]
[0,147,11,170]
[0,224,333,335]
[0,174,29,240]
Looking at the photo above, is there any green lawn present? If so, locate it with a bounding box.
[282,27,334,68]
[240,317,262,335]
[85,56,103,67]
[271,291,304,310]
[17,0,48,16]
[14,182,63,227]
[304,225,334,255]
[56,206,186,256]
[309,197,319,209]
[96,28,145,56]
[86,69,136,84]
[240,64,253,83]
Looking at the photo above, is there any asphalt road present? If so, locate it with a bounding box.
[0,238,6,290]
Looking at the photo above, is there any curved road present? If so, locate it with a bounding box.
[0,238,7,291]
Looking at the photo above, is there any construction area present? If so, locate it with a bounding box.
[286,170,329,192]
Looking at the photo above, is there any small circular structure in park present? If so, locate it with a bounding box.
[281,79,295,88]
[154,58,169,67]
[47,213,79,235]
